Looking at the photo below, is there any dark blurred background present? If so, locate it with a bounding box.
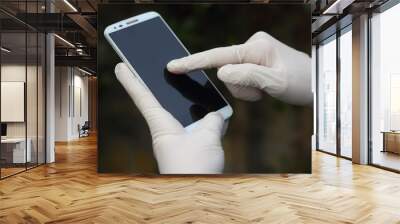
[98,4,312,174]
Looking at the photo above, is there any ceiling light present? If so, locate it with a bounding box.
[78,67,93,76]
[54,34,75,48]
[63,0,78,12]
[1,47,11,53]
[322,0,354,15]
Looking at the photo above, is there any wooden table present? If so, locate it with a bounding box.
[381,131,400,154]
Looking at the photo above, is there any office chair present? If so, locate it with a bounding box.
[79,121,90,138]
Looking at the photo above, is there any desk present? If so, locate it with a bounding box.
[1,138,31,164]
[382,131,400,154]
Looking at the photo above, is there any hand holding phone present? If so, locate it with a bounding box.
[115,63,225,174]
[104,12,232,131]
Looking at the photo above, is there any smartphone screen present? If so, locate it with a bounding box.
[109,16,229,127]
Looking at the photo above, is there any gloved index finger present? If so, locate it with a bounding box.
[115,63,184,135]
[167,45,245,74]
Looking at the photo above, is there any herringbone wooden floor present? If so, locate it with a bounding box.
[1,135,400,224]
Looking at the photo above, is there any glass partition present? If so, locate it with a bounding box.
[37,0,46,166]
[0,1,46,179]
[0,30,28,177]
[27,30,38,169]
[38,32,45,165]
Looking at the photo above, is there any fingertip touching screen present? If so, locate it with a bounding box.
[109,16,228,127]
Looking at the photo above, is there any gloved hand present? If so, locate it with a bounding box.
[115,63,225,174]
[167,31,313,105]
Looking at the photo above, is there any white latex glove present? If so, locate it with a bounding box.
[167,31,312,105]
[115,63,225,174]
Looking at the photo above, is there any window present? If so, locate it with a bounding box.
[370,2,400,171]
[317,36,337,154]
[339,28,352,158]
[316,25,353,159]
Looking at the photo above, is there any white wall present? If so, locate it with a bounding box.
[55,67,70,141]
[73,73,89,137]
[55,67,89,141]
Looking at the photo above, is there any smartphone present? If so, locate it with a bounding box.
[104,11,233,131]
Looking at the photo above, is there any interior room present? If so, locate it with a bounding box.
[0,0,400,223]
